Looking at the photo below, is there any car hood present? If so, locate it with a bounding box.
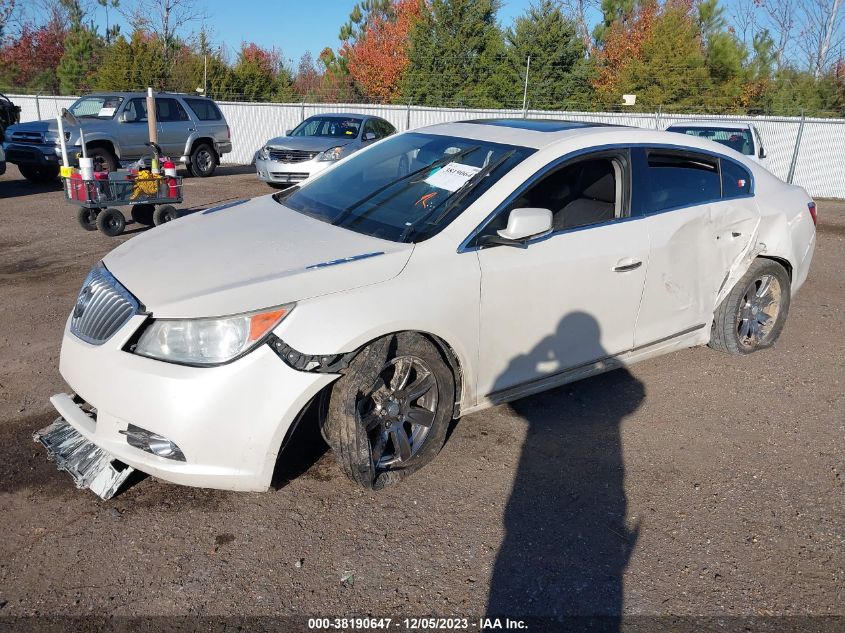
[6,118,106,143]
[104,195,413,318]
[265,136,354,152]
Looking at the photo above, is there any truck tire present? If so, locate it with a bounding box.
[19,164,59,182]
[189,143,217,177]
[87,146,118,173]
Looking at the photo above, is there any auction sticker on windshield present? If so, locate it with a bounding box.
[425,163,482,192]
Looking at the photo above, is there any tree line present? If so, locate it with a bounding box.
[1,0,844,116]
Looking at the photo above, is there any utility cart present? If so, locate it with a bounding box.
[66,173,184,236]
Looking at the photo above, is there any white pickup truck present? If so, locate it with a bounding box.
[666,120,767,166]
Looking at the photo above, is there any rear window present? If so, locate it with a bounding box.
[721,159,752,198]
[642,150,721,213]
[669,125,754,155]
[184,98,222,121]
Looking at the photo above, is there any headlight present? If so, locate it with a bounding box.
[257,146,270,160]
[133,304,294,366]
[317,146,346,162]
[43,131,71,145]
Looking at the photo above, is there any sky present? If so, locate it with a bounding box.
[86,0,597,65]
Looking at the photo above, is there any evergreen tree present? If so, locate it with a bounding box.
[500,0,587,110]
[402,0,506,107]
[56,1,102,94]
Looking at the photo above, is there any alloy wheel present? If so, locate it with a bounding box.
[737,273,781,349]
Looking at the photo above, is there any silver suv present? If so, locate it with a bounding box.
[2,92,232,182]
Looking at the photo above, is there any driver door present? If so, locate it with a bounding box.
[475,150,649,396]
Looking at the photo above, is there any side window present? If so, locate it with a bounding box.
[156,98,189,122]
[377,119,395,137]
[642,150,720,213]
[125,98,147,122]
[721,159,752,198]
[363,119,380,140]
[184,98,222,121]
[486,153,626,236]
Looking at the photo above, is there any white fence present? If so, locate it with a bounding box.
[9,93,845,198]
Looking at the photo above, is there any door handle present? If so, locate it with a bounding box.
[613,260,643,272]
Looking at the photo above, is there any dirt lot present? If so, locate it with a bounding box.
[0,164,842,628]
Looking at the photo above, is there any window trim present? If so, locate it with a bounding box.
[458,142,755,254]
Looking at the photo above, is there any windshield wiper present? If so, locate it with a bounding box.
[400,150,516,242]
[340,145,481,218]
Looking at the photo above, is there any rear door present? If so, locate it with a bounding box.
[632,148,757,347]
[155,98,192,157]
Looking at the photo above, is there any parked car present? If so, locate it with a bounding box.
[2,92,231,182]
[255,113,395,187]
[41,118,816,498]
[666,120,767,165]
[0,92,21,141]
[0,145,6,176]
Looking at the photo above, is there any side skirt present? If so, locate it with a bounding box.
[462,323,707,416]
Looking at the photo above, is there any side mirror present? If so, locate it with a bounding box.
[285,129,292,136]
[363,131,377,141]
[480,208,553,248]
[758,147,767,159]
[119,111,136,123]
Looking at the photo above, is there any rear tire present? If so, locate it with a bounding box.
[130,204,155,225]
[709,258,791,354]
[189,143,217,177]
[153,204,181,225]
[19,164,59,182]
[322,333,455,490]
[77,207,99,231]
[96,208,125,237]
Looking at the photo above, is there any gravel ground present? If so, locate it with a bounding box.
[0,164,842,628]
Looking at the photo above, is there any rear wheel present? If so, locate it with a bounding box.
[19,164,59,182]
[189,143,217,177]
[322,333,455,489]
[77,206,99,231]
[130,204,155,225]
[96,208,125,237]
[153,204,181,225]
[709,258,791,354]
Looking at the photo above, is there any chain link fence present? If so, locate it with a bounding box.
[8,93,845,198]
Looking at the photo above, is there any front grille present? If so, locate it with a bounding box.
[10,131,44,144]
[268,149,319,163]
[269,172,309,182]
[70,264,140,345]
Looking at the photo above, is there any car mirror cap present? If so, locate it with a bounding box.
[497,207,553,241]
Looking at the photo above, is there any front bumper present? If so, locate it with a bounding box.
[52,315,337,492]
[255,156,330,185]
[2,142,66,167]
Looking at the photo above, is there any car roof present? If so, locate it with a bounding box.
[462,118,618,132]
[306,112,378,120]
[667,120,751,130]
[79,92,214,100]
[417,118,629,149]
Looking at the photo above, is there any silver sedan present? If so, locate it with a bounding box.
[255,113,396,187]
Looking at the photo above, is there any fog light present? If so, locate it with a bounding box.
[120,424,186,461]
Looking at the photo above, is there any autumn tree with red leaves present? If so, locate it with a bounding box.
[0,21,66,92]
[343,0,422,102]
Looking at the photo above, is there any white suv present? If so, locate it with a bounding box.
[41,119,816,498]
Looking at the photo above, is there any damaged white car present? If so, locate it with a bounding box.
[39,119,817,498]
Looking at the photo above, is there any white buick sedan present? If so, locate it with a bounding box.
[40,119,817,497]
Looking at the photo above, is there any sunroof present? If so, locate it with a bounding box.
[463,118,615,132]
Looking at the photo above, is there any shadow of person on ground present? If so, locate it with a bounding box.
[487,312,644,631]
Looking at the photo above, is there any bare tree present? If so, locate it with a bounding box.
[557,0,599,55]
[796,0,845,76]
[122,0,205,68]
[730,0,759,48]
[0,0,16,39]
[757,0,800,70]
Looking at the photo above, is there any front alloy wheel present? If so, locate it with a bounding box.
[322,333,455,489]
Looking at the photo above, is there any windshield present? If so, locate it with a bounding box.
[290,116,363,139]
[275,132,534,242]
[670,126,754,155]
[69,95,124,119]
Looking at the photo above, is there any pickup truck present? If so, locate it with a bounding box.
[2,92,232,182]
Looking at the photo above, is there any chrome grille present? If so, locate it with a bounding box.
[268,149,319,163]
[10,130,44,144]
[70,264,140,345]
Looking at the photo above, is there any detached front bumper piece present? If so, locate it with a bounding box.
[34,418,135,500]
